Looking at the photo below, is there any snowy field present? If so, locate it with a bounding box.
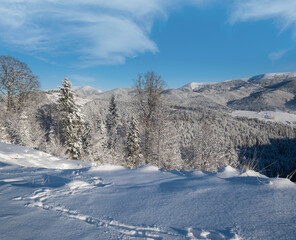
[0,143,295,240]
[231,110,296,126]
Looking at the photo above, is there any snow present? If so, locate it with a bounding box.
[216,166,240,178]
[0,143,295,240]
[136,165,160,172]
[90,164,124,171]
[231,110,296,126]
[45,89,91,106]
[251,72,296,80]
[72,85,103,97]
[73,85,103,94]
[0,143,90,169]
[181,82,215,91]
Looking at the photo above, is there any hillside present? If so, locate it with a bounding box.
[34,73,296,179]
[70,72,296,112]
[0,143,295,240]
[179,72,296,112]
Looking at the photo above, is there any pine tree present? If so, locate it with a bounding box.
[58,77,84,160]
[127,116,141,168]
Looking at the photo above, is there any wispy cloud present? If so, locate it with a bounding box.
[230,0,296,34]
[0,0,209,67]
[268,49,288,62]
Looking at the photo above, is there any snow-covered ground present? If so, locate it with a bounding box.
[231,110,296,126]
[0,143,295,240]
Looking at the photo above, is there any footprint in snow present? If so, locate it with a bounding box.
[17,188,173,240]
[186,227,242,240]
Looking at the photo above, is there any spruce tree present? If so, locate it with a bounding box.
[106,94,119,152]
[58,77,84,160]
[127,116,141,168]
[106,94,118,135]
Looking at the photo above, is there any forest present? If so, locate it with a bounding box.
[0,55,295,181]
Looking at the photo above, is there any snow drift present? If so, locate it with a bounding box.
[0,143,295,239]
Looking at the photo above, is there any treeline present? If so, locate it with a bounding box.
[0,56,295,180]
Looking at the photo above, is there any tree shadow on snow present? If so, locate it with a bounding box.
[11,174,71,188]
[0,165,91,188]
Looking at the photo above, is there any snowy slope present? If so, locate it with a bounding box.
[73,86,103,98]
[231,110,296,126]
[0,143,295,240]
[248,72,296,82]
[180,82,215,91]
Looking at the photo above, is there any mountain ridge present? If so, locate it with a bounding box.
[45,72,296,112]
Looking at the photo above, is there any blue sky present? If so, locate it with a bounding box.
[1,0,296,91]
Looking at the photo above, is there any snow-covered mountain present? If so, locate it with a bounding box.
[180,82,215,91]
[0,142,295,240]
[73,85,103,98]
[172,72,296,112]
[44,71,296,114]
[247,72,296,83]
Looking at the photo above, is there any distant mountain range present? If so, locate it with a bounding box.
[49,72,296,113]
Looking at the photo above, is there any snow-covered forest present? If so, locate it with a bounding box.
[0,56,296,182]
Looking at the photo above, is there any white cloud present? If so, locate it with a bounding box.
[0,0,209,66]
[0,1,163,66]
[230,0,296,33]
[268,49,288,62]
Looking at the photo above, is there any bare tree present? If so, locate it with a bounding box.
[134,71,167,164]
[0,55,39,111]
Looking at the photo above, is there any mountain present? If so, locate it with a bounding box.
[180,82,215,91]
[45,72,296,112]
[89,88,135,102]
[175,72,296,112]
[73,86,103,98]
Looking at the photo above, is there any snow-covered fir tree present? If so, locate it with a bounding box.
[126,116,141,168]
[81,122,92,157]
[91,118,109,163]
[106,94,119,162]
[106,94,119,137]
[58,77,84,160]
